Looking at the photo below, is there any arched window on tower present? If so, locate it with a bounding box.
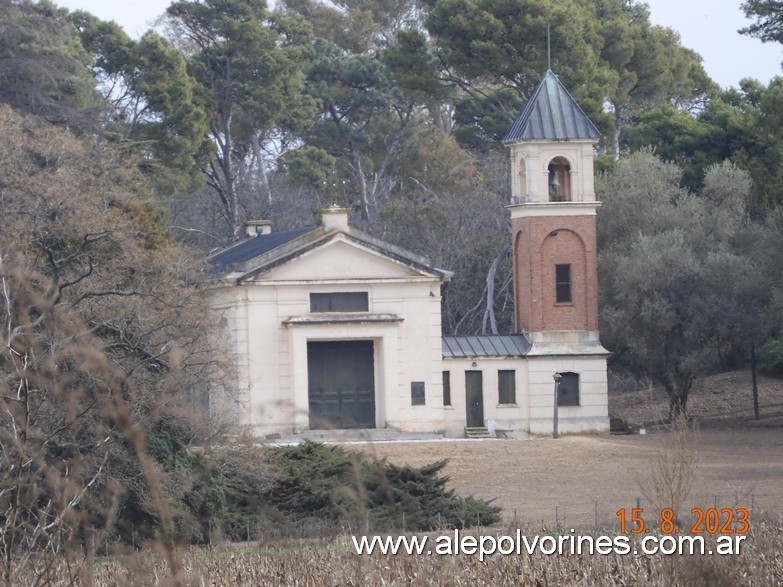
[548,157,571,202]
[518,157,527,203]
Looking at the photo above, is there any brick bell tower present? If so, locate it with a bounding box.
[503,70,603,351]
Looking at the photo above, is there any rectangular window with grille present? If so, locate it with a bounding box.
[498,370,516,404]
[555,264,572,303]
[310,292,368,312]
[442,371,451,406]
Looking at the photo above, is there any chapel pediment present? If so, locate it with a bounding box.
[207,209,451,284]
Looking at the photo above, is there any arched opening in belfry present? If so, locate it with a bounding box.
[547,157,572,202]
[518,157,527,203]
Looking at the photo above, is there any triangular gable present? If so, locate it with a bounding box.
[502,70,601,143]
[243,235,447,282]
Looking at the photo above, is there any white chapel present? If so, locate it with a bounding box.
[208,71,610,438]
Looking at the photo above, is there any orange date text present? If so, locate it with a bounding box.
[615,507,749,535]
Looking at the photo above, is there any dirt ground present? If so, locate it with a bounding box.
[354,369,783,531]
[357,427,783,530]
[609,369,783,429]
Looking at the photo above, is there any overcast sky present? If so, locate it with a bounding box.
[55,0,783,89]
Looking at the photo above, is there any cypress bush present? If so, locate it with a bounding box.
[116,439,501,543]
[259,441,501,534]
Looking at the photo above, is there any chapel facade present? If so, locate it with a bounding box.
[208,70,610,438]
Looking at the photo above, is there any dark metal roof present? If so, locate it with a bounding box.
[442,334,532,358]
[502,70,601,143]
[207,227,317,272]
[207,224,453,283]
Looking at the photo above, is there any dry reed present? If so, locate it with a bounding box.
[8,518,779,586]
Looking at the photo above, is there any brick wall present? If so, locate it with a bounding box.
[512,214,599,332]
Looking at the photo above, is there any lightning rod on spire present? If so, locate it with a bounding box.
[547,24,551,70]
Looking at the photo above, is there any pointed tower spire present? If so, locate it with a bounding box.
[503,71,601,143]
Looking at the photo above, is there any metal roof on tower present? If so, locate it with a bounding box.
[502,70,601,143]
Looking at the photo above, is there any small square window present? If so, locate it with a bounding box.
[555,264,572,303]
[411,381,425,406]
[498,370,516,404]
[557,372,580,406]
[442,371,451,406]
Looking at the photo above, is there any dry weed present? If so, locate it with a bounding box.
[638,416,698,525]
[15,521,780,586]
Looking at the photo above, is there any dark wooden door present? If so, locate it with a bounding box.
[465,370,484,427]
[307,340,375,429]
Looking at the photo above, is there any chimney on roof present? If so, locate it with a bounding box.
[245,220,272,237]
[322,205,350,232]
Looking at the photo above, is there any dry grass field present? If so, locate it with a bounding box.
[78,422,783,585]
[354,369,783,530]
[357,427,783,530]
[87,523,783,587]
[23,370,783,585]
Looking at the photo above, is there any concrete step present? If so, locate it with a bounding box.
[265,429,444,445]
[610,417,635,435]
[464,426,491,439]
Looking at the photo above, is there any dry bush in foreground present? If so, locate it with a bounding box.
[0,105,234,584]
[639,416,698,523]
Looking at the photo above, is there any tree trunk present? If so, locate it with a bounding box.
[354,156,371,232]
[612,109,622,161]
[665,381,690,422]
[751,342,760,420]
[482,244,509,335]
[668,396,684,421]
[211,109,242,241]
[250,134,273,210]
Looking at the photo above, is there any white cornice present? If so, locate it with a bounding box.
[507,201,601,217]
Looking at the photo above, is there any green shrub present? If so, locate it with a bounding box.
[114,430,229,545]
[261,441,501,533]
[759,337,783,377]
[115,438,501,544]
[363,458,500,530]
